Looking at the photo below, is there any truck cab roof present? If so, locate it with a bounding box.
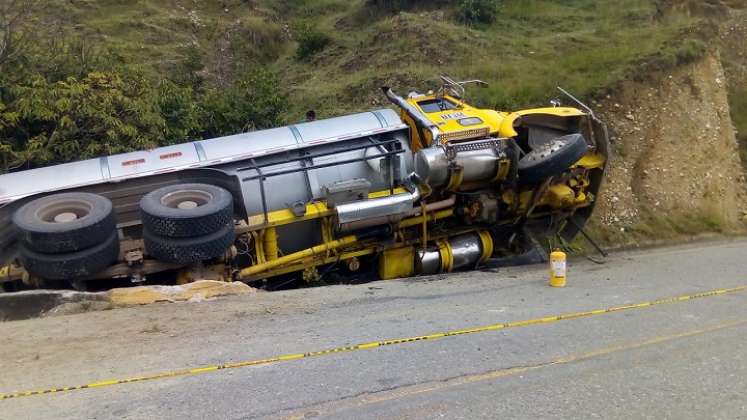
[407,94,507,143]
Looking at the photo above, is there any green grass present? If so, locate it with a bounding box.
[38,0,704,120]
[274,0,704,118]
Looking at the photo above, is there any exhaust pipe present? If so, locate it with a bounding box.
[382,87,440,146]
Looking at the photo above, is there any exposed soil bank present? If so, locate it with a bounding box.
[588,49,747,246]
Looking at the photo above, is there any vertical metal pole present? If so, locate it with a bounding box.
[421,202,428,250]
[250,158,270,226]
[386,146,394,194]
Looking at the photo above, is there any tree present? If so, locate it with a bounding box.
[7,72,165,167]
[0,0,39,71]
[0,100,18,172]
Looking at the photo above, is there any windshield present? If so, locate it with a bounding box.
[418,98,459,113]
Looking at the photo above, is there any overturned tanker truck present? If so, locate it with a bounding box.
[0,77,608,291]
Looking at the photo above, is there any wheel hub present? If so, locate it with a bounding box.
[177,201,199,210]
[35,200,93,223]
[160,190,212,210]
[53,212,78,223]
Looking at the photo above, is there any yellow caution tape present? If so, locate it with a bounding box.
[2,284,745,401]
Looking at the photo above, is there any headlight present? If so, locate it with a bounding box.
[458,117,483,126]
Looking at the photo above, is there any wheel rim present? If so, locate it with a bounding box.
[35,200,93,224]
[527,139,566,163]
[160,190,213,210]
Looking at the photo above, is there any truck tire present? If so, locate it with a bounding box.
[140,183,234,238]
[143,223,235,264]
[12,192,116,254]
[18,231,120,280]
[518,133,588,184]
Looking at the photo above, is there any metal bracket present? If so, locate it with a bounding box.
[445,165,465,192]
[557,87,595,118]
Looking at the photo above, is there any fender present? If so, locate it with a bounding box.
[498,107,587,138]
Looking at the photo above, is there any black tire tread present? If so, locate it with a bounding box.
[144,223,235,264]
[19,232,120,280]
[13,193,116,254]
[140,184,234,238]
[141,208,233,238]
[518,133,588,184]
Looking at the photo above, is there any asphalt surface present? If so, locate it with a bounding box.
[2,238,747,419]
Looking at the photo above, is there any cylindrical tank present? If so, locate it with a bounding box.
[449,233,485,270]
[416,249,442,275]
[414,231,493,275]
[549,249,567,287]
[214,110,414,221]
[0,109,415,261]
[414,145,505,188]
[215,110,413,253]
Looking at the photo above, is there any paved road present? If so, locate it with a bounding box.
[2,239,747,419]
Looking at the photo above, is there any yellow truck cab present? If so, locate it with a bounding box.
[405,92,506,150]
[400,78,591,153]
[385,76,608,250]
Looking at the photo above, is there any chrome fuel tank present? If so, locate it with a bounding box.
[414,139,508,188]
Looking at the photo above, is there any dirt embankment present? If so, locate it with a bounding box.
[589,49,747,246]
[720,4,747,166]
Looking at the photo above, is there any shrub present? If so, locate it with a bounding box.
[172,44,206,92]
[156,80,201,144]
[295,24,331,60]
[5,72,164,167]
[198,68,288,137]
[674,38,706,65]
[456,0,499,25]
[365,0,451,13]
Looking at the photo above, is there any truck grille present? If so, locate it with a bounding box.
[441,127,490,142]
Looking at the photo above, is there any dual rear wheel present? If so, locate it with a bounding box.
[12,183,236,283]
[140,183,235,264]
[12,193,120,281]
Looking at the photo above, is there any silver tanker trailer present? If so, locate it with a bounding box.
[0,78,608,290]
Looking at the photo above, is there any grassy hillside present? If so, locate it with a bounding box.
[0,0,716,171]
[48,0,706,118]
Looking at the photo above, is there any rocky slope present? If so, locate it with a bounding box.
[589,49,747,246]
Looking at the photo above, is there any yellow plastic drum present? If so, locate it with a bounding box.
[549,249,567,287]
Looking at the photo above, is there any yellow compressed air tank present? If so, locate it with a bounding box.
[549,249,567,287]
